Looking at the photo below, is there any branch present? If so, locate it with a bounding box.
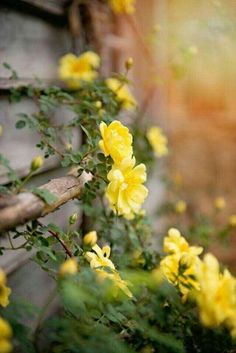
[0,172,91,233]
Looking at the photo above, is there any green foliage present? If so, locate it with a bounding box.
[0,62,235,353]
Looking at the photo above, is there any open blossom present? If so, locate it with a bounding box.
[0,269,11,308]
[106,157,148,219]
[109,0,136,14]
[195,253,236,336]
[85,244,132,297]
[160,228,203,300]
[59,51,100,89]
[0,317,12,353]
[85,244,115,270]
[99,121,133,164]
[146,126,168,157]
[106,78,136,110]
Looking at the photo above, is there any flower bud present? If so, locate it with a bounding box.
[125,57,134,70]
[59,258,78,277]
[30,155,44,172]
[69,213,78,225]
[95,100,102,109]
[214,197,226,211]
[229,215,236,227]
[83,230,97,247]
[175,200,187,214]
[65,143,73,151]
[0,125,3,136]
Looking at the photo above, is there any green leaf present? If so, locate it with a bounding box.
[15,120,26,129]
[30,187,58,205]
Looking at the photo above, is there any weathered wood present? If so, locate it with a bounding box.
[0,172,90,233]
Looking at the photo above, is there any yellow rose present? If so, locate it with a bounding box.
[83,231,98,247]
[195,253,236,336]
[99,121,133,163]
[0,270,11,308]
[59,51,100,89]
[85,245,132,297]
[106,78,136,110]
[109,0,136,14]
[0,317,12,353]
[160,228,203,300]
[59,258,78,277]
[146,126,168,158]
[106,157,148,219]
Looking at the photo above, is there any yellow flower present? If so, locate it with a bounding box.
[175,200,187,214]
[83,231,98,247]
[30,155,44,172]
[214,197,226,210]
[195,253,236,336]
[0,317,12,353]
[229,214,236,227]
[59,258,78,277]
[85,244,115,270]
[99,121,133,163]
[86,245,132,297]
[146,126,168,158]
[59,52,100,89]
[160,228,203,300]
[0,270,11,308]
[106,78,136,110]
[106,157,148,219]
[163,228,202,256]
[109,0,136,14]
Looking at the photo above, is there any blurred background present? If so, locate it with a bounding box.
[1,0,236,304]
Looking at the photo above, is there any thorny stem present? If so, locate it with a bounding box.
[37,221,73,257]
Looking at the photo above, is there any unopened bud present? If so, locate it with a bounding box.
[95,101,102,109]
[229,215,236,227]
[30,155,44,172]
[214,197,226,211]
[59,258,78,277]
[125,57,134,70]
[65,143,73,151]
[175,200,187,214]
[83,230,97,247]
[69,213,78,225]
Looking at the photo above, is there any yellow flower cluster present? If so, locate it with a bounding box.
[160,228,203,300]
[108,0,136,14]
[86,244,132,297]
[59,51,100,89]
[195,253,236,337]
[99,121,148,219]
[106,78,136,111]
[0,269,11,308]
[0,317,12,353]
[146,126,168,158]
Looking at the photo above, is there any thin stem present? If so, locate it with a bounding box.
[38,221,73,257]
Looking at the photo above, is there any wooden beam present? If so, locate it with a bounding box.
[0,172,90,233]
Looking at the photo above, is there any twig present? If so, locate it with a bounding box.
[37,220,73,257]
